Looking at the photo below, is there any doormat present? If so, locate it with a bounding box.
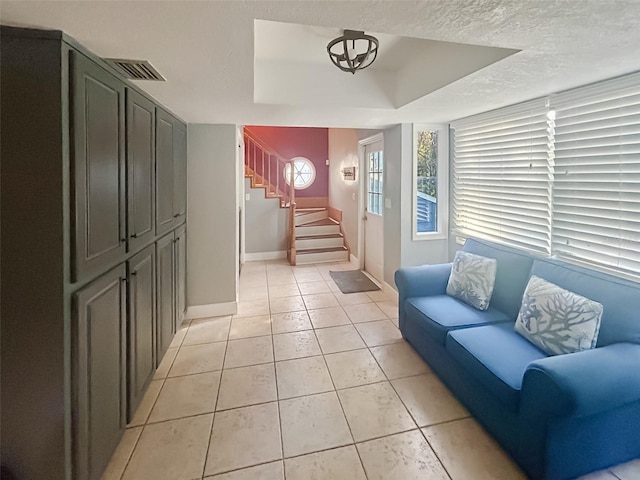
[329,270,380,294]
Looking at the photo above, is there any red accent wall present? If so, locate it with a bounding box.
[245,126,329,198]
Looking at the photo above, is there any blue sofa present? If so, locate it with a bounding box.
[395,238,640,480]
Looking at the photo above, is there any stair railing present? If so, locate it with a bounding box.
[243,129,297,264]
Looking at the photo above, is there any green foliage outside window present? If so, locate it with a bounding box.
[417,130,438,197]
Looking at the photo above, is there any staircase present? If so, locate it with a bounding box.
[243,129,350,265]
[295,208,349,264]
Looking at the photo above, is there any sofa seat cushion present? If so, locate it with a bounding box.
[405,295,511,345]
[446,323,548,412]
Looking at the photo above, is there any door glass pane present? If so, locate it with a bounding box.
[367,149,384,216]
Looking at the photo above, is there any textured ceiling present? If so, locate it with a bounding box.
[254,19,518,109]
[2,1,640,128]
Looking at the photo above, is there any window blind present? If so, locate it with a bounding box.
[551,76,640,276]
[451,100,553,254]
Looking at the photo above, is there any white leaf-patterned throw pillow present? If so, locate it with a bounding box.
[446,251,497,311]
[515,275,603,356]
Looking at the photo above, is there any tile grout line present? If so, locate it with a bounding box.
[199,313,231,479]
[355,311,456,480]
[118,262,394,480]
[281,263,364,478]
[268,280,287,479]
[118,317,197,478]
[311,322,370,480]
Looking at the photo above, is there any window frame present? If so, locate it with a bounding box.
[283,156,316,190]
[412,123,449,241]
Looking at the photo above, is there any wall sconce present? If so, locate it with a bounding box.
[342,166,356,180]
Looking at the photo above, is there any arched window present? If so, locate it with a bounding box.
[283,157,316,190]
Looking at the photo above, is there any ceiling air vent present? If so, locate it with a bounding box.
[105,58,166,81]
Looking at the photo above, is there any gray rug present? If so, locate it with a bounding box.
[329,270,380,294]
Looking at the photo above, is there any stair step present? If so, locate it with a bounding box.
[295,208,327,214]
[298,246,347,254]
[295,223,340,236]
[298,218,338,227]
[296,246,349,265]
[296,233,343,240]
[296,233,344,250]
[295,209,329,226]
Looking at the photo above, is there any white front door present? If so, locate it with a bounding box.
[364,140,384,284]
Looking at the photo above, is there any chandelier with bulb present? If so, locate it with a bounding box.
[327,29,379,75]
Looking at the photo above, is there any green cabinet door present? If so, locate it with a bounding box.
[71,51,126,283]
[156,232,175,362]
[126,89,155,253]
[127,245,156,422]
[155,108,174,236]
[173,122,187,226]
[73,264,127,480]
[174,225,187,329]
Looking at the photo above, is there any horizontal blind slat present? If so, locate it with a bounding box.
[551,73,640,278]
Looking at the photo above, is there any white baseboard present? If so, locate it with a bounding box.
[185,301,237,320]
[383,281,399,304]
[244,251,287,261]
[349,254,359,267]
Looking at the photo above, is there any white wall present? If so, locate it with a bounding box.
[187,124,238,316]
[383,123,450,288]
[244,178,288,256]
[383,125,403,287]
[328,128,360,258]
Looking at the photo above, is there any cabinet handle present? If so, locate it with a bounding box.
[120,238,127,243]
[173,214,180,218]
[130,271,137,276]
[131,233,138,239]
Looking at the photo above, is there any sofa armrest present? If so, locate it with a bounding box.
[395,264,452,332]
[394,263,452,300]
[521,342,640,418]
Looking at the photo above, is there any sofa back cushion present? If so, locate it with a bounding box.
[530,258,640,346]
[462,238,534,319]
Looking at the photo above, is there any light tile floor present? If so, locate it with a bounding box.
[103,260,640,480]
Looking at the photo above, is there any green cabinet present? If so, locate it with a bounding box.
[71,51,126,283]
[156,232,175,362]
[174,226,187,328]
[126,89,156,253]
[73,265,127,480]
[2,26,189,480]
[127,245,156,421]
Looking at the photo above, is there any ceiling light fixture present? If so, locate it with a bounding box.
[327,29,379,75]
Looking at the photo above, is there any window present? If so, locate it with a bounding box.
[451,71,640,279]
[551,76,640,275]
[368,150,383,215]
[413,124,449,240]
[451,101,552,253]
[283,157,316,190]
